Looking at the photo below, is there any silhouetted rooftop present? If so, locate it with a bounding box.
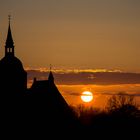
[0,55,24,71]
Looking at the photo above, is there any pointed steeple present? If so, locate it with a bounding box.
[5,15,15,56]
[48,64,54,82]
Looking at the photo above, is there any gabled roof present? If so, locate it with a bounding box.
[30,79,70,111]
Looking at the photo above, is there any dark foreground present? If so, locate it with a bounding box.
[1,97,140,139]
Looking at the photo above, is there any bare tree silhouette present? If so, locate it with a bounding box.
[106,92,138,117]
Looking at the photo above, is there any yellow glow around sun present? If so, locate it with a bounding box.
[81,91,93,103]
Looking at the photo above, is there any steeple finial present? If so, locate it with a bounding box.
[50,64,52,71]
[8,15,11,25]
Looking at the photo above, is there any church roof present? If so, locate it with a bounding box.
[30,78,70,111]
[0,55,25,71]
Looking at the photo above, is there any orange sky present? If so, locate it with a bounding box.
[58,84,140,108]
[27,69,140,108]
[0,0,140,72]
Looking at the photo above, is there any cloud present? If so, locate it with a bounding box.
[101,92,140,97]
[26,68,140,86]
[68,92,82,96]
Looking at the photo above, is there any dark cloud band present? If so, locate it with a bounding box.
[27,69,140,85]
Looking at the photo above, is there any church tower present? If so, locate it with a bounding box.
[5,15,15,56]
[0,16,27,97]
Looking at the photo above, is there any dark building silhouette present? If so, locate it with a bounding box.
[28,71,73,127]
[30,71,68,109]
[0,17,76,130]
[0,17,27,96]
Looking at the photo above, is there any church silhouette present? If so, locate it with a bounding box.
[0,17,77,132]
[0,18,27,96]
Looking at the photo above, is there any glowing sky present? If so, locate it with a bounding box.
[0,0,140,72]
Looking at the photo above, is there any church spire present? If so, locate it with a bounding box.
[48,64,54,83]
[5,15,15,56]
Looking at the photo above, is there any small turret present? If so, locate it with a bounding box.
[5,15,15,56]
[48,65,54,83]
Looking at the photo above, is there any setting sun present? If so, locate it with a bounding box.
[81,91,93,103]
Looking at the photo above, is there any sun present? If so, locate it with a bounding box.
[81,91,93,103]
